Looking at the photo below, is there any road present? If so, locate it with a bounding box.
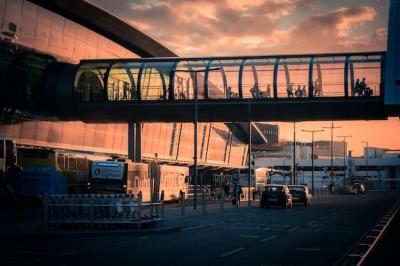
[1,192,399,266]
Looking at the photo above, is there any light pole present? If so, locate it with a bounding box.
[323,122,341,185]
[293,122,296,185]
[362,141,369,182]
[175,67,220,210]
[301,129,324,194]
[337,135,351,186]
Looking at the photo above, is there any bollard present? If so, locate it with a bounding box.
[43,194,48,232]
[150,192,154,218]
[219,192,224,211]
[161,201,164,227]
[138,196,142,231]
[235,190,239,208]
[180,191,186,216]
[202,190,206,214]
[91,198,94,229]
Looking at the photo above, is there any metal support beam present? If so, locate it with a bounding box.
[344,56,349,98]
[308,57,315,98]
[273,58,280,99]
[238,59,246,99]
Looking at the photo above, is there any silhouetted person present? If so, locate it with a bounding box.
[295,85,302,97]
[266,84,271,98]
[287,83,294,98]
[227,86,233,98]
[353,78,360,96]
[302,85,307,97]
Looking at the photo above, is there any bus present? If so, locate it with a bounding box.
[90,160,189,201]
[126,163,189,202]
[0,137,16,196]
[15,148,101,196]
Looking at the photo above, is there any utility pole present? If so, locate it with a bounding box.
[302,129,324,194]
[362,141,369,182]
[337,135,352,186]
[323,122,341,185]
[292,122,296,185]
[175,67,220,210]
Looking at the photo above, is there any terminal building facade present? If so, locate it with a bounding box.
[0,0,248,171]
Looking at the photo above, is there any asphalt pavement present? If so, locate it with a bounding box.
[1,192,399,266]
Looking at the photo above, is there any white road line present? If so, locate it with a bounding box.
[239,235,259,238]
[219,248,244,258]
[296,248,321,251]
[183,225,206,231]
[263,227,271,231]
[288,226,299,232]
[307,220,316,225]
[261,235,277,242]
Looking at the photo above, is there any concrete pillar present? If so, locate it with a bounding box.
[128,122,142,162]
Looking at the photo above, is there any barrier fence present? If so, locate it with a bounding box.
[43,193,164,231]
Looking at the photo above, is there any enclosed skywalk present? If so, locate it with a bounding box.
[50,51,388,122]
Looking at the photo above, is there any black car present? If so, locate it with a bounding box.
[260,184,293,209]
[288,185,312,206]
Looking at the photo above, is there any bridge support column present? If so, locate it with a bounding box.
[128,122,142,162]
[248,101,252,207]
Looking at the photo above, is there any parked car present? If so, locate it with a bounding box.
[260,184,293,209]
[352,183,365,194]
[288,185,312,206]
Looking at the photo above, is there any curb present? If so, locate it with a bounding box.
[23,226,181,239]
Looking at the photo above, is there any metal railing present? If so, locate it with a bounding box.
[43,194,164,230]
[335,202,400,266]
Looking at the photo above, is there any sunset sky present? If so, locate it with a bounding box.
[91,0,399,156]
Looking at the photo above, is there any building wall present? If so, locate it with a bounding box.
[0,0,248,168]
[255,155,400,189]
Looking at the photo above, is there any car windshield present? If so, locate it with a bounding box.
[289,186,305,192]
[266,186,283,192]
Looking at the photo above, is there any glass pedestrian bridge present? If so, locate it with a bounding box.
[74,52,384,102]
[45,51,389,123]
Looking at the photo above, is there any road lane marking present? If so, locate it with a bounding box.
[183,225,206,231]
[239,235,259,238]
[296,248,321,251]
[263,227,271,231]
[288,226,299,232]
[307,220,316,225]
[219,248,244,258]
[261,235,277,242]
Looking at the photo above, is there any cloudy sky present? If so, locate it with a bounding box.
[91,0,398,155]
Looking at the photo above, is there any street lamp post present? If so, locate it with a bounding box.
[301,129,324,194]
[175,67,220,210]
[293,122,296,185]
[323,122,341,185]
[337,135,351,186]
[362,141,369,182]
